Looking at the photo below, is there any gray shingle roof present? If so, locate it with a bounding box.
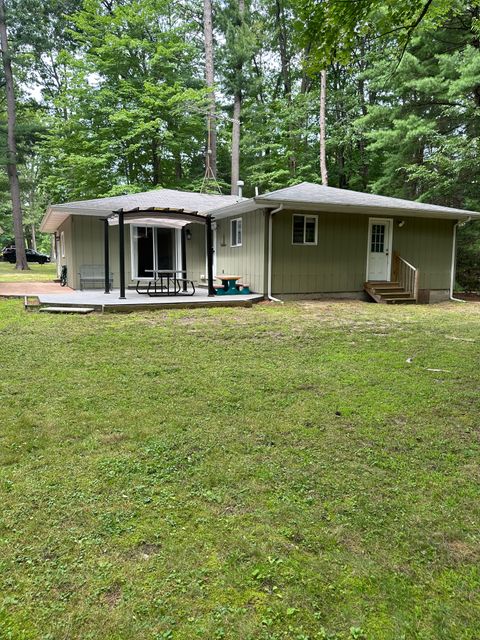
[41,188,243,232]
[255,182,480,218]
[210,182,480,220]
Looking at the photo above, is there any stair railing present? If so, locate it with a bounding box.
[392,252,419,301]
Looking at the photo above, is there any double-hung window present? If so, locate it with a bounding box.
[230,217,242,247]
[292,214,318,245]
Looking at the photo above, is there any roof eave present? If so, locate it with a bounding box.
[253,198,480,220]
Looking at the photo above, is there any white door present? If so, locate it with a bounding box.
[367,218,393,281]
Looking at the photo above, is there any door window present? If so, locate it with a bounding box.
[370,224,385,253]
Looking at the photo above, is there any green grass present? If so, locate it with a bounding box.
[1,299,479,640]
[0,261,57,282]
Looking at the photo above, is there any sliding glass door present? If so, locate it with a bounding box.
[132,226,177,278]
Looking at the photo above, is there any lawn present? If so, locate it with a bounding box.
[0,261,57,282]
[0,299,479,640]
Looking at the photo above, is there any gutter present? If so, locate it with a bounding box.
[267,205,284,303]
[450,217,471,302]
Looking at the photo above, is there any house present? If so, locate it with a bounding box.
[40,182,480,304]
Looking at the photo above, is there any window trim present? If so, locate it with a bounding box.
[292,214,318,246]
[230,217,243,247]
[60,231,65,258]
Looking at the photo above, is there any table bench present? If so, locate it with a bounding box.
[79,265,113,290]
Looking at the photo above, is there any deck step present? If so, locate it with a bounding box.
[39,306,96,314]
[364,281,416,305]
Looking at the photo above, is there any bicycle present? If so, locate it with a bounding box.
[60,265,68,287]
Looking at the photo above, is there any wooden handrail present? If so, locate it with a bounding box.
[393,252,419,301]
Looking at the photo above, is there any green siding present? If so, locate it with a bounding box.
[272,210,368,294]
[393,217,454,289]
[186,224,206,284]
[215,210,267,293]
[272,209,454,295]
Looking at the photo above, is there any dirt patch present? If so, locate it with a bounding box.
[132,542,162,560]
[455,292,480,302]
[444,539,479,563]
[103,582,122,607]
[99,432,127,445]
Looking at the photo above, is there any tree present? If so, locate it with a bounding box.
[0,0,27,269]
[319,69,327,185]
[203,0,217,180]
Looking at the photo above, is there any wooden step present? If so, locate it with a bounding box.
[365,281,401,288]
[39,306,96,314]
[364,282,416,305]
[384,297,416,304]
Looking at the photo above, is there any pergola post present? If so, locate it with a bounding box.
[118,209,126,299]
[103,219,110,294]
[206,215,215,296]
[181,227,188,292]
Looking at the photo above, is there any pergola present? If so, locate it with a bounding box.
[104,207,215,299]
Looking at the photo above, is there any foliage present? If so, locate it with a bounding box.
[0,0,479,281]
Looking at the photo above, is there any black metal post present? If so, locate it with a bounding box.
[103,219,110,294]
[118,209,126,299]
[206,215,215,296]
[181,227,187,292]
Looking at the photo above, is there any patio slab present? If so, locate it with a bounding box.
[36,288,264,312]
[0,282,72,297]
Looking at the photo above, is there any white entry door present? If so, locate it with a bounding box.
[367,218,393,281]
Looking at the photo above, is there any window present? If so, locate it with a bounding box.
[60,231,65,258]
[292,214,318,245]
[370,224,385,253]
[230,217,242,247]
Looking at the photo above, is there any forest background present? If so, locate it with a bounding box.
[0,0,478,288]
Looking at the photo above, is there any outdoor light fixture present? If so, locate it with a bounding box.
[397,220,405,228]
[186,229,192,240]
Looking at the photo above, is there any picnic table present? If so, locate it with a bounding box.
[216,274,242,295]
[138,269,195,297]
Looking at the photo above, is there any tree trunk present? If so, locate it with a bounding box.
[31,223,37,251]
[319,69,328,186]
[230,0,244,196]
[0,0,28,270]
[203,0,217,179]
[231,92,241,195]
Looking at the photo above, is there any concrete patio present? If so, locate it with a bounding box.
[35,288,264,312]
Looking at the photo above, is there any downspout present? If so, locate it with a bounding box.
[450,217,470,302]
[267,205,284,303]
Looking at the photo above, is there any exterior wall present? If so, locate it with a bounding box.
[271,209,455,296]
[186,223,206,284]
[57,216,74,288]
[66,215,205,290]
[392,217,454,290]
[69,216,129,290]
[215,210,267,293]
[272,209,368,295]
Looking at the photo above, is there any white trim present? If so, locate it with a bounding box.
[60,231,65,258]
[450,218,470,301]
[268,205,284,302]
[130,225,178,280]
[366,217,393,281]
[292,214,318,245]
[230,217,242,247]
